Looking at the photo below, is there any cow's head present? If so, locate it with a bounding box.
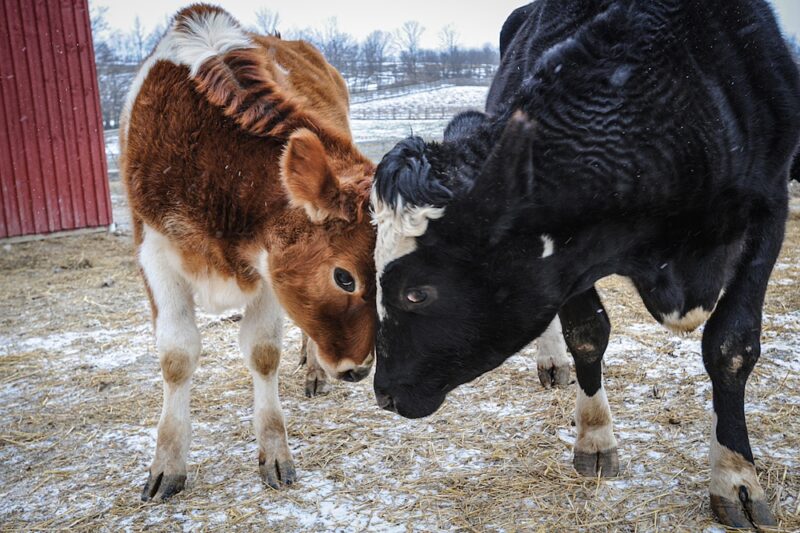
[371,112,563,417]
[270,128,376,382]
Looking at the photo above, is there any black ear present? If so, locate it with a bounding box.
[463,111,536,246]
[443,111,489,143]
[374,136,453,208]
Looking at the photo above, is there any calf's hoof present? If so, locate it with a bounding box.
[710,488,777,530]
[141,471,186,501]
[305,371,330,398]
[537,358,570,389]
[259,455,297,489]
[573,448,620,477]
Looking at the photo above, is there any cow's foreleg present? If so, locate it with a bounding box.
[240,283,296,489]
[300,333,329,397]
[701,217,783,529]
[139,237,201,501]
[559,286,619,477]
[535,316,571,388]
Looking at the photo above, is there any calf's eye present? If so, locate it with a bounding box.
[406,288,428,303]
[334,268,356,292]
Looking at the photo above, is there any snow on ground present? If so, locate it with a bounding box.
[0,209,798,531]
[350,86,489,117]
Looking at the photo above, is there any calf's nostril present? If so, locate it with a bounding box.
[341,369,358,382]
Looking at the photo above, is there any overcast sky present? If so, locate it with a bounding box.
[91,1,800,49]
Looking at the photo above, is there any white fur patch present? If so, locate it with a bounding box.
[661,307,712,333]
[540,234,555,258]
[709,414,765,500]
[172,11,251,76]
[120,8,251,139]
[141,224,260,314]
[371,189,445,320]
[575,385,617,453]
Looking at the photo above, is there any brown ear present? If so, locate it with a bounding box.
[281,129,347,223]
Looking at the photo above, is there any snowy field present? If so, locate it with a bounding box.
[0,212,798,531]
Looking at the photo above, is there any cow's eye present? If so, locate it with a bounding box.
[334,268,356,292]
[405,288,428,304]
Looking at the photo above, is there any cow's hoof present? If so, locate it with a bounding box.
[305,373,330,397]
[259,456,297,489]
[537,359,570,389]
[710,489,777,530]
[573,448,619,477]
[141,471,186,501]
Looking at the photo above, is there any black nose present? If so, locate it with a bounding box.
[375,392,396,412]
[341,367,370,382]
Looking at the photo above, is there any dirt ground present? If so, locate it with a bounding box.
[0,195,799,531]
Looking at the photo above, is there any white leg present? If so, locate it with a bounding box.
[535,316,571,388]
[573,384,619,477]
[239,282,296,488]
[139,230,201,501]
[300,332,329,398]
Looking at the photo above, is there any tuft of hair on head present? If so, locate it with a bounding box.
[373,137,453,210]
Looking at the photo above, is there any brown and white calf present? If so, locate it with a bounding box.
[120,5,376,500]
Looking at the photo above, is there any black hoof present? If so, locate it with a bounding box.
[573,448,620,477]
[259,458,297,489]
[141,471,186,501]
[710,488,777,530]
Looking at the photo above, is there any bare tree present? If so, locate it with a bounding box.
[395,21,425,80]
[127,16,148,63]
[311,17,358,74]
[438,24,461,77]
[361,30,394,81]
[255,7,280,35]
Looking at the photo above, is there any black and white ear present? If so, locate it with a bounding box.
[465,111,537,245]
[443,111,489,143]
[373,136,453,209]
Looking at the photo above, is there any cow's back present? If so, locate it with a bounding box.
[486,0,800,226]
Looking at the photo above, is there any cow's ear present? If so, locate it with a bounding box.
[281,129,347,223]
[467,111,536,245]
[443,110,488,142]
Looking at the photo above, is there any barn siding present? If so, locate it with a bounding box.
[0,0,111,239]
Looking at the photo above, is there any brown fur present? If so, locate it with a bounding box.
[578,400,612,428]
[160,350,194,384]
[122,7,376,369]
[251,344,281,376]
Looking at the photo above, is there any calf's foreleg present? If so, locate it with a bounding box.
[300,333,329,397]
[239,283,296,488]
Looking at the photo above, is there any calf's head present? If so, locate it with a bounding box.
[371,113,563,417]
[271,128,376,381]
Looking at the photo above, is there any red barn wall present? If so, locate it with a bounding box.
[0,0,111,239]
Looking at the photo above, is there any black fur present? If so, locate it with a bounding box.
[373,0,800,521]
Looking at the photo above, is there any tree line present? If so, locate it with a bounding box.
[91,7,500,129]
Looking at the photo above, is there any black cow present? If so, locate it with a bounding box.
[371,0,800,529]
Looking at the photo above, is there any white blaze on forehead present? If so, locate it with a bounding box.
[371,188,445,320]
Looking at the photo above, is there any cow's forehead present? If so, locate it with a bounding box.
[371,188,444,319]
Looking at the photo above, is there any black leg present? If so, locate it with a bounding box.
[559,286,619,477]
[702,210,784,529]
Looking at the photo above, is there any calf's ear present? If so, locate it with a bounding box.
[281,129,348,223]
